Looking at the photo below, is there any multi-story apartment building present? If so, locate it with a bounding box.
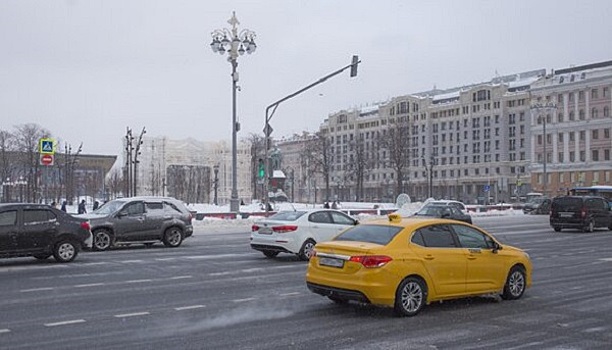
[319,70,545,204]
[529,61,612,195]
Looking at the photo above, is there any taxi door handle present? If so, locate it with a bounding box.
[424,254,435,260]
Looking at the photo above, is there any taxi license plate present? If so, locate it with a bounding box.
[559,212,574,218]
[319,257,344,268]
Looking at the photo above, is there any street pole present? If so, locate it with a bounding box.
[530,101,556,195]
[263,55,361,214]
[211,11,257,213]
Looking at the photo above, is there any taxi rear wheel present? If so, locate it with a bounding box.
[501,266,526,300]
[394,277,427,317]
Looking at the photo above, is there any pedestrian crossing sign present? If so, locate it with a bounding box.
[39,138,55,155]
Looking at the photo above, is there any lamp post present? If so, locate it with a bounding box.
[213,164,219,205]
[210,11,257,213]
[423,154,435,199]
[530,101,557,195]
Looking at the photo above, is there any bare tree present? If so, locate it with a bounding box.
[305,131,333,202]
[105,168,124,199]
[377,116,411,199]
[345,134,373,201]
[14,123,51,202]
[0,129,15,188]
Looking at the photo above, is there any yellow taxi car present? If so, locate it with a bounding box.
[306,214,532,317]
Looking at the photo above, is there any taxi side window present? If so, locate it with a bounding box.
[453,224,493,249]
[0,210,17,226]
[415,224,456,248]
[329,211,354,225]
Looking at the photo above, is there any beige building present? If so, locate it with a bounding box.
[529,61,612,196]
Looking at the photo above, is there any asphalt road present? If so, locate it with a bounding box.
[1,215,612,350]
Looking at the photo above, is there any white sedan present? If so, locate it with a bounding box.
[250,209,359,260]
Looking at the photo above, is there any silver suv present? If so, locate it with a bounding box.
[78,196,194,251]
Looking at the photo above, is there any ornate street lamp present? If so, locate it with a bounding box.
[530,101,557,195]
[210,11,257,213]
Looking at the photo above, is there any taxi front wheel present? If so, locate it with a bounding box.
[394,277,427,317]
[501,266,526,300]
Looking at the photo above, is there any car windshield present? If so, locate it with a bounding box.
[334,224,403,246]
[93,200,126,215]
[268,211,307,221]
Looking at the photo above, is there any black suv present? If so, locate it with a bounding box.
[0,203,92,262]
[550,196,612,232]
[78,196,194,251]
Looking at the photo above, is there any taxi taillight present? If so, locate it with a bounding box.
[252,225,260,232]
[349,255,392,268]
[272,225,298,233]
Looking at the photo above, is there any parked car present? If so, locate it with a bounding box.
[426,200,468,212]
[250,209,359,260]
[522,197,551,215]
[414,203,473,224]
[0,203,92,262]
[78,196,193,251]
[550,195,612,232]
[306,214,532,317]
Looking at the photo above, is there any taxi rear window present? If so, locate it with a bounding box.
[269,211,307,221]
[334,225,402,245]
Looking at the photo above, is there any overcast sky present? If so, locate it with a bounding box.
[1,0,611,156]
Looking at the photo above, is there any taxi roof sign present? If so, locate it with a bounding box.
[39,138,55,155]
[388,213,402,223]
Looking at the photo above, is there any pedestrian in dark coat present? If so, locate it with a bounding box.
[60,201,67,212]
[78,200,87,214]
[92,201,99,211]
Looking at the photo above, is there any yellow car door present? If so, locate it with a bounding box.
[451,224,506,293]
[410,224,467,297]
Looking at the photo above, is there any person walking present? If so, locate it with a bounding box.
[78,200,87,214]
[92,201,99,211]
[60,201,67,212]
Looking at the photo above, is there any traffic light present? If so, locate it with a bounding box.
[350,55,359,77]
[258,158,265,178]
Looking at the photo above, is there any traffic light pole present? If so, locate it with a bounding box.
[263,56,360,215]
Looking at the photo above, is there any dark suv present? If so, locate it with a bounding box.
[78,196,194,251]
[0,203,92,262]
[550,196,612,232]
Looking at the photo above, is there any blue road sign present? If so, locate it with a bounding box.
[40,138,55,154]
[484,185,491,192]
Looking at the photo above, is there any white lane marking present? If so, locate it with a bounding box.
[599,258,612,261]
[124,279,153,284]
[0,329,10,334]
[0,265,68,273]
[155,258,176,261]
[79,262,108,266]
[185,254,243,260]
[209,272,232,276]
[280,292,300,296]
[169,275,192,280]
[74,283,105,288]
[120,260,144,263]
[174,305,206,311]
[20,287,54,293]
[44,319,86,327]
[114,312,150,318]
[232,297,256,303]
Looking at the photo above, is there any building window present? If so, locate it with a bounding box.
[578,90,585,102]
[569,132,575,141]
[605,149,611,161]
[569,111,575,121]
[592,108,599,119]
[604,87,609,98]
[592,150,599,161]
[579,109,585,120]
[605,106,610,117]
[558,113,564,122]
[591,88,599,99]
[570,151,575,162]
[579,131,585,141]
[558,152,564,162]
[580,151,585,162]
[593,130,599,139]
[605,128,610,138]
[558,133,564,142]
